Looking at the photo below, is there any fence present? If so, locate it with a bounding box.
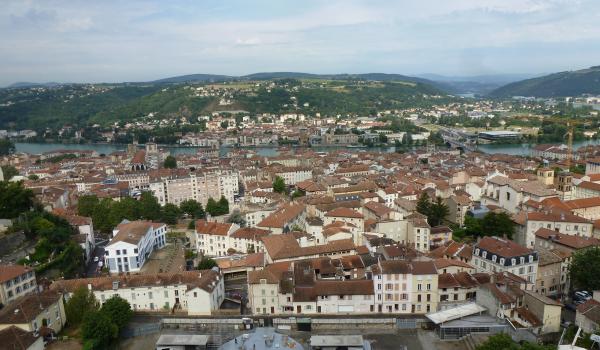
[121,323,162,339]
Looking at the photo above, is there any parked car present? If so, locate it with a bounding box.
[93,256,99,263]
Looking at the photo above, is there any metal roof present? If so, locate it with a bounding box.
[425,302,487,324]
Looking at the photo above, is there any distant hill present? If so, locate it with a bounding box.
[489,66,600,97]
[6,82,63,89]
[152,72,455,93]
[417,73,539,95]
[151,74,233,84]
[0,73,454,129]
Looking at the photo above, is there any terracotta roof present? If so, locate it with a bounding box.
[476,236,534,258]
[0,326,40,350]
[51,269,221,294]
[434,258,474,270]
[230,227,271,240]
[325,207,364,219]
[373,260,412,274]
[195,220,234,236]
[576,299,600,324]
[515,307,542,327]
[0,291,62,325]
[0,264,32,283]
[363,201,392,217]
[534,228,600,249]
[257,202,306,229]
[215,253,265,270]
[261,234,355,260]
[411,261,438,275]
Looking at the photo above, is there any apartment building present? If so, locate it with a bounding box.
[473,236,538,288]
[371,260,413,313]
[52,269,224,315]
[0,265,37,306]
[257,202,307,234]
[196,220,270,256]
[482,175,557,214]
[272,166,312,186]
[513,211,593,248]
[149,171,239,207]
[410,261,439,314]
[105,220,167,273]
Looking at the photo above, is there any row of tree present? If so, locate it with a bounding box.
[65,287,132,349]
[77,193,229,230]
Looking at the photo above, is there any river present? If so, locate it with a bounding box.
[14,140,600,157]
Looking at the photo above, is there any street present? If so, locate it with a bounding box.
[84,239,106,278]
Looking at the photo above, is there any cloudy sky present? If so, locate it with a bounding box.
[1,0,599,85]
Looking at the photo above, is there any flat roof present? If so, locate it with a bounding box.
[439,315,504,328]
[426,303,487,324]
[310,335,364,347]
[156,334,209,346]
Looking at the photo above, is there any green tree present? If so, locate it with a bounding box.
[27,174,39,181]
[180,199,205,219]
[100,295,133,331]
[570,246,600,291]
[1,165,18,181]
[108,197,140,225]
[77,195,100,217]
[218,195,229,215]
[81,311,118,349]
[429,196,449,226]
[161,203,180,225]
[205,197,218,216]
[481,212,515,239]
[92,198,114,233]
[198,256,218,270]
[139,192,161,220]
[0,139,15,156]
[273,176,286,194]
[65,286,99,327]
[416,192,431,218]
[163,155,177,169]
[0,181,34,218]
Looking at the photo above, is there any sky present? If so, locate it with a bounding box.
[1,0,600,86]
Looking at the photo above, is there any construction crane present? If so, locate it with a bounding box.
[566,121,574,170]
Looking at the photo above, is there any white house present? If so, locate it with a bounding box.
[104,220,167,273]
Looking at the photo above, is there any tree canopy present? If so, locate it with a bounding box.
[475,333,554,350]
[273,176,286,194]
[416,193,448,227]
[205,196,229,216]
[198,256,218,270]
[65,286,99,327]
[570,246,600,291]
[163,155,177,169]
[0,181,34,218]
[0,139,15,156]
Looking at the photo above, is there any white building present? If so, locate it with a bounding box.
[52,269,224,315]
[472,236,538,288]
[104,220,167,273]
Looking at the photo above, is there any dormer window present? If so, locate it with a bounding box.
[482,251,487,259]
[529,255,534,263]
[492,255,497,263]
[475,248,480,256]
[520,257,525,264]
[500,258,505,265]
[511,258,516,266]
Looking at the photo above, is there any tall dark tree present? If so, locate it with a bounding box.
[0,139,15,156]
[139,192,161,220]
[416,192,431,217]
[65,286,99,327]
[481,212,515,238]
[81,311,118,349]
[1,165,18,181]
[428,196,449,227]
[197,256,218,270]
[163,155,177,169]
[180,199,205,219]
[161,203,180,225]
[570,247,600,291]
[77,195,100,217]
[272,176,286,194]
[218,195,229,215]
[205,197,218,216]
[0,181,34,218]
[100,295,133,331]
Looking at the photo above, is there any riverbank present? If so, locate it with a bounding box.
[14,139,600,157]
